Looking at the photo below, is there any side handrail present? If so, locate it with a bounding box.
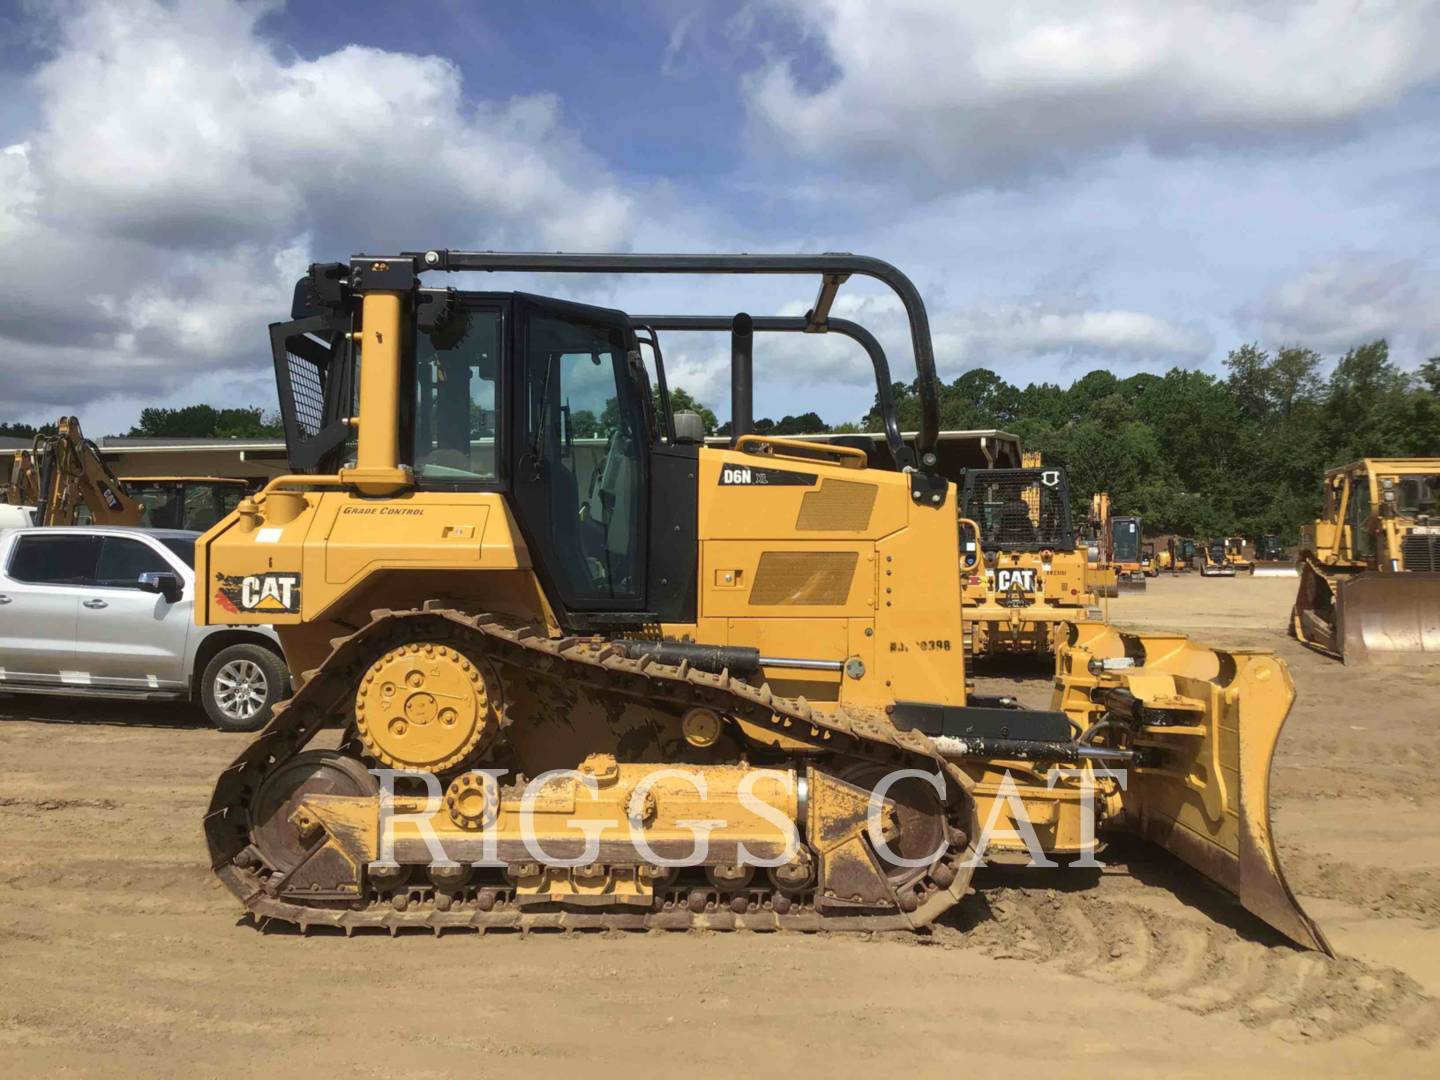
[735,434,868,470]
[958,517,984,573]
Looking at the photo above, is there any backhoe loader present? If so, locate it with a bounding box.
[1291,458,1440,662]
[4,447,37,507]
[193,249,1325,953]
[7,416,251,530]
[26,416,144,527]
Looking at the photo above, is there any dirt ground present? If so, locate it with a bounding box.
[3,574,1438,1078]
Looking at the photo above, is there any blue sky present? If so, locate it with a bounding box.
[1,0,1438,435]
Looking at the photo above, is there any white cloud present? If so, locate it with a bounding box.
[1240,253,1440,356]
[0,0,635,424]
[935,302,1211,373]
[745,0,1440,189]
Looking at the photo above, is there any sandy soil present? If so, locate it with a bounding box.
[3,574,1438,1077]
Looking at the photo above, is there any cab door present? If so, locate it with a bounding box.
[509,295,650,622]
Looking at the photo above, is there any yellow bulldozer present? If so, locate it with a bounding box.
[957,465,1099,657]
[1291,458,1440,662]
[193,249,1325,952]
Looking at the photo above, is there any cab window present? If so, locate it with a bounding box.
[413,307,502,483]
[520,311,645,604]
[1346,475,1374,558]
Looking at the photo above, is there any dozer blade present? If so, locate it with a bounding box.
[1057,624,1331,954]
[1334,572,1440,664]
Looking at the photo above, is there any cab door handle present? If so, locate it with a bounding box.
[0,594,11,604]
[83,598,108,609]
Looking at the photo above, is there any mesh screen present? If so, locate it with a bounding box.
[749,551,857,605]
[963,472,1070,550]
[796,479,878,532]
[284,341,327,438]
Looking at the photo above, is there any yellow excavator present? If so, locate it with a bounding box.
[1082,492,1120,597]
[1291,458,1440,662]
[193,249,1325,953]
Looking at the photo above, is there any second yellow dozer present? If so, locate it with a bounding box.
[1291,458,1440,662]
[957,465,1101,657]
[195,249,1325,952]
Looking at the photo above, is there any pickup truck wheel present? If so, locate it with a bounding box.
[201,644,287,732]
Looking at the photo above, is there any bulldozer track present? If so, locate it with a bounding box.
[949,886,1439,1044]
[204,607,977,936]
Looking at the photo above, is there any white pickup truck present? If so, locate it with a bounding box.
[0,526,289,730]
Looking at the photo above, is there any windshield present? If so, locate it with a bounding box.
[1111,519,1140,562]
[1390,474,1440,518]
[412,304,501,483]
[160,537,195,568]
[127,481,246,531]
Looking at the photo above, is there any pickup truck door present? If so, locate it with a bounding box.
[73,535,191,690]
[0,533,98,684]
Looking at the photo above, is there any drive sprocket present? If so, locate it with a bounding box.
[354,641,499,771]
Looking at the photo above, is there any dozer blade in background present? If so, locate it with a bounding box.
[1335,572,1440,663]
[1253,562,1298,578]
[1056,623,1332,955]
[1117,576,1147,593]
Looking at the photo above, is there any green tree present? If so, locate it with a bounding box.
[0,420,57,439]
[661,387,720,435]
[130,404,282,438]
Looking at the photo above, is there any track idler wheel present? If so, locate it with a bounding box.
[250,750,378,873]
[835,762,948,890]
[354,642,500,772]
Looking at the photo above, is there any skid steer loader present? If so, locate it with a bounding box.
[1291,458,1440,662]
[1224,536,1256,575]
[194,249,1325,952]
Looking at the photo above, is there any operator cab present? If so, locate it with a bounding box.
[958,467,1075,558]
[276,289,685,628]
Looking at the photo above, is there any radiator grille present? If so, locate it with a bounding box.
[1403,533,1440,572]
[749,551,858,606]
[796,479,878,532]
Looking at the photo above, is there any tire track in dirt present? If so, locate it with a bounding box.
[941,886,1439,1044]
